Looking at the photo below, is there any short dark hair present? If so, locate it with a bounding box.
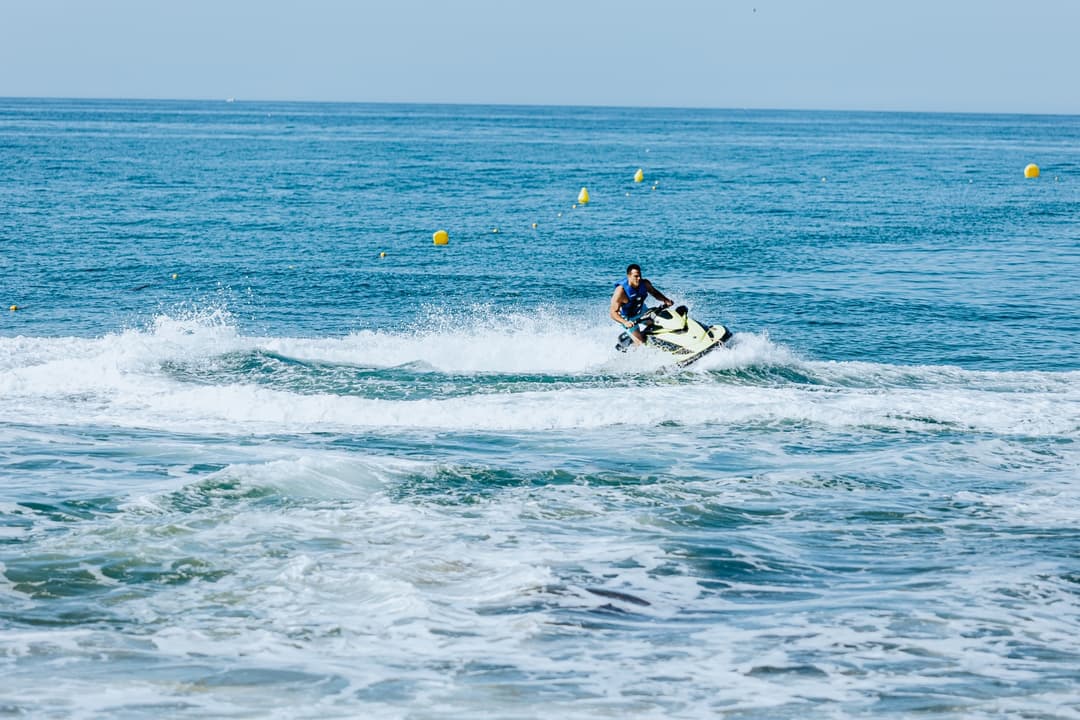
[626,263,641,275]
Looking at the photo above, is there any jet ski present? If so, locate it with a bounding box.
[615,305,732,367]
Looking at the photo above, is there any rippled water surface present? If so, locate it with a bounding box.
[1,99,1079,718]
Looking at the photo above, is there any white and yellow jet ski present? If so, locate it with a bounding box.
[615,305,732,367]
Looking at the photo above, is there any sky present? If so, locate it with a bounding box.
[1,0,1078,114]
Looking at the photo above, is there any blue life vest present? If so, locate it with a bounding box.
[617,277,648,319]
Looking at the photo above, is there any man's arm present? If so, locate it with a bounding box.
[609,287,634,327]
[644,280,673,307]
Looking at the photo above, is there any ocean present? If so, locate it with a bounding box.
[1,98,1078,718]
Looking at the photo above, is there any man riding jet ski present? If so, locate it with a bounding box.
[610,264,733,367]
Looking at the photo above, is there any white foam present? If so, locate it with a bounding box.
[4,445,1079,718]
[691,330,800,371]
[1,309,1077,438]
[65,376,1072,438]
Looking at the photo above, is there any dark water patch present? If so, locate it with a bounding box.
[0,703,33,716]
[98,555,228,586]
[3,553,227,599]
[185,463,229,474]
[746,664,829,678]
[850,508,945,525]
[883,412,966,430]
[657,500,785,531]
[478,583,657,624]
[154,476,282,514]
[3,556,109,599]
[16,497,122,523]
[776,472,904,492]
[1000,638,1080,667]
[1060,572,1080,588]
[3,458,95,472]
[584,587,652,606]
[391,466,526,505]
[676,544,823,596]
[997,576,1080,608]
[589,603,637,616]
[391,465,671,506]
[0,606,122,630]
[708,364,825,388]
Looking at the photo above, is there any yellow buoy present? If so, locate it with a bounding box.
[577,187,590,204]
[1024,163,1040,178]
[633,168,644,183]
[492,227,499,234]
[171,273,178,280]
[9,305,18,312]
[531,222,538,229]
[433,229,449,245]
[379,251,386,258]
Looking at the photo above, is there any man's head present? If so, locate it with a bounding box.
[626,264,642,287]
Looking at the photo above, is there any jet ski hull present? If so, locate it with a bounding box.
[616,305,732,367]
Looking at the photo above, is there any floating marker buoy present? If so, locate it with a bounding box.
[1024,163,1040,178]
[572,204,577,209]
[531,223,537,229]
[171,273,178,279]
[634,168,644,183]
[577,187,590,204]
[379,251,386,258]
[433,229,449,245]
[557,212,562,217]
[9,305,17,312]
[626,192,630,196]
[492,227,499,233]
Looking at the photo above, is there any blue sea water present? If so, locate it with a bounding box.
[1,98,1079,718]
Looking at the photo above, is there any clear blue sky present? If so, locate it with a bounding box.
[2,0,1077,113]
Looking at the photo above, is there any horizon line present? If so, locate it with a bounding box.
[2,94,1077,119]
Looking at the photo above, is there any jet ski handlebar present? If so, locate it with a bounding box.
[633,304,681,323]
